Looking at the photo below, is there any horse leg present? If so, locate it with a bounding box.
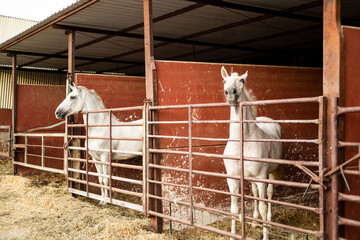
[267,173,276,222]
[251,182,260,228]
[100,154,109,205]
[256,181,269,240]
[227,178,240,240]
[94,162,105,204]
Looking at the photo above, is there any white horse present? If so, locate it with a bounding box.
[221,67,283,240]
[55,83,143,205]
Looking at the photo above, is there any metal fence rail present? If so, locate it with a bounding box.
[147,96,325,239]
[13,132,65,174]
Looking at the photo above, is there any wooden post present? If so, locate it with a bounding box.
[11,54,18,174]
[144,0,163,233]
[323,0,344,239]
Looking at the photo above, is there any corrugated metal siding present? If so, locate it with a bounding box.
[0,16,37,44]
[0,68,66,109]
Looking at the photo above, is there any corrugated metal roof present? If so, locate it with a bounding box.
[0,68,66,109]
[0,0,359,76]
[0,16,37,45]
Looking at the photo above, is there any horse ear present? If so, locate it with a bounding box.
[221,66,229,82]
[69,82,79,92]
[241,70,248,83]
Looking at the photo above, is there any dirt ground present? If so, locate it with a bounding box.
[0,158,174,240]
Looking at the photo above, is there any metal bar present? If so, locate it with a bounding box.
[86,112,89,196]
[337,106,360,115]
[240,103,245,238]
[24,136,28,164]
[109,110,113,203]
[68,188,143,212]
[188,106,194,225]
[338,141,360,147]
[338,193,360,203]
[41,136,45,167]
[13,161,64,174]
[338,217,360,228]
[331,97,339,240]
[15,133,65,137]
[143,102,149,216]
[318,96,326,238]
[67,135,142,141]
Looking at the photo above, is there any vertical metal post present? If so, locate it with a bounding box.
[318,96,326,239]
[323,0,343,239]
[239,103,245,238]
[109,110,113,204]
[331,97,339,239]
[188,106,194,225]
[85,112,89,196]
[41,136,45,167]
[143,102,149,216]
[144,0,163,232]
[24,136,28,164]
[11,54,17,174]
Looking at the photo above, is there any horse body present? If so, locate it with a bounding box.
[221,67,282,240]
[55,84,142,204]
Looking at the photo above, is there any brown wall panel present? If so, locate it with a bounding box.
[155,60,323,208]
[0,109,12,125]
[343,26,360,239]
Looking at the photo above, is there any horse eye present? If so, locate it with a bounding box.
[224,90,228,95]
[70,96,76,100]
[240,79,245,83]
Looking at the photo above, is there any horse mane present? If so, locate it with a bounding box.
[78,86,107,109]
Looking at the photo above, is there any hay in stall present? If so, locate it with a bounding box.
[0,158,173,240]
[166,206,319,240]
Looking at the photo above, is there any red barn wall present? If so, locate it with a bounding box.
[343,26,360,240]
[155,60,323,208]
[15,85,66,175]
[0,109,11,125]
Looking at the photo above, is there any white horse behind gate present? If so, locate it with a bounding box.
[221,67,283,240]
[55,83,143,205]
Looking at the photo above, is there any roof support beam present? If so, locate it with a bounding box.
[187,0,322,23]
[53,24,273,53]
[6,50,143,66]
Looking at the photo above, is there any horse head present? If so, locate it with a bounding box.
[221,66,248,105]
[55,83,84,119]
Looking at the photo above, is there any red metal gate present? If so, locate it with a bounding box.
[146,96,326,239]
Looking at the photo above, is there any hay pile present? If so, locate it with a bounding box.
[0,158,173,240]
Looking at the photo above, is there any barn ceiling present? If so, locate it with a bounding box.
[0,0,359,76]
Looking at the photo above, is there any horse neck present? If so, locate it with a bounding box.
[81,92,109,126]
[229,90,261,139]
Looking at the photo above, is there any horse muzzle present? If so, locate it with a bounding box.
[55,109,67,120]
